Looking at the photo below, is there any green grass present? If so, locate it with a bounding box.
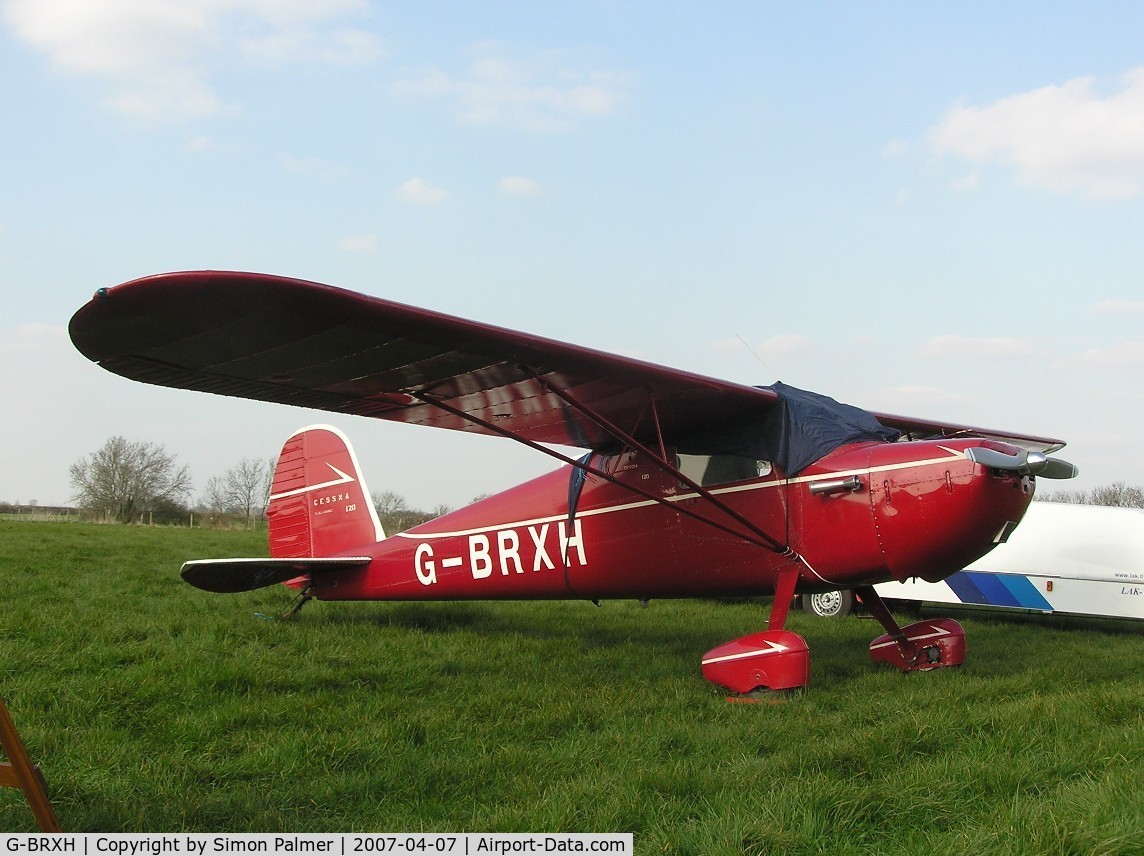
[1,521,1142,852]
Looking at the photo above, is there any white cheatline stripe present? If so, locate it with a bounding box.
[394,449,968,541]
[393,496,660,540]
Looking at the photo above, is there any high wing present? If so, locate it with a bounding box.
[69,271,1067,455]
[870,412,1063,454]
[69,270,779,450]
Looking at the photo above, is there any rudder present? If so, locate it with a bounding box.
[268,425,385,558]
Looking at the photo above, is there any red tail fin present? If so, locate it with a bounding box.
[268,425,384,558]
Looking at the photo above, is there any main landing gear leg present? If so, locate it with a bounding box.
[701,569,810,695]
[854,585,965,672]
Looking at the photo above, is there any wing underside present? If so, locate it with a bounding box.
[69,271,1067,455]
[71,271,781,451]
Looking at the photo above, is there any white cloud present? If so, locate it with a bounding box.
[279,154,350,180]
[106,73,239,122]
[184,134,253,156]
[713,331,814,357]
[916,335,1037,360]
[240,23,381,67]
[757,334,809,358]
[185,135,216,152]
[1055,341,1144,369]
[4,0,208,75]
[499,176,540,196]
[337,233,377,254]
[950,172,979,192]
[393,44,629,132]
[872,386,973,410]
[713,334,809,359]
[712,337,746,354]
[1092,298,1144,314]
[711,334,810,380]
[929,67,1144,198]
[882,138,909,159]
[396,177,448,207]
[0,324,68,357]
[3,0,380,121]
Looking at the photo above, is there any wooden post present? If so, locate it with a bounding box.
[0,698,61,832]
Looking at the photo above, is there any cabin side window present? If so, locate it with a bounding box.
[676,453,772,487]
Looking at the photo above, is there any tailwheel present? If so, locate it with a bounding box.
[255,585,313,621]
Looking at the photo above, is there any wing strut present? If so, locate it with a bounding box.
[523,369,795,555]
[411,383,798,558]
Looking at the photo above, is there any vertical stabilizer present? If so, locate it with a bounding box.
[268,425,385,558]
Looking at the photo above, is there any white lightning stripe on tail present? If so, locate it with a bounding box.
[268,463,355,501]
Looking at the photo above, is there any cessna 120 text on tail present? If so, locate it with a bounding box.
[69,271,1078,695]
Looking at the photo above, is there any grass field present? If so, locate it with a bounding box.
[1,521,1141,852]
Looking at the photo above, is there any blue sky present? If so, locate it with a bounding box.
[2,1,1143,510]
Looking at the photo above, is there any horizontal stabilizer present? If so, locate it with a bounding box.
[180,556,371,593]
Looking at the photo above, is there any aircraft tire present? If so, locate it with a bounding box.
[802,589,854,619]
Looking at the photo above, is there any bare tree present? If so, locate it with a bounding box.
[370,490,441,534]
[1037,488,1090,504]
[201,458,271,527]
[201,474,229,515]
[372,490,408,516]
[1089,481,1144,508]
[70,436,192,523]
[1038,482,1144,507]
[264,456,276,506]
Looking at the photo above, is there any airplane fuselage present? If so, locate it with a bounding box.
[307,438,1033,603]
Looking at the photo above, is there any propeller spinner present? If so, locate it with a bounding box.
[964,446,1078,479]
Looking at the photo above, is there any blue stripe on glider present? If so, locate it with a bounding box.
[946,572,987,605]
[944,572,1054,611]
[969,573,1022,607]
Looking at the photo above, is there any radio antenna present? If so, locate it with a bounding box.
[736,334,777,381]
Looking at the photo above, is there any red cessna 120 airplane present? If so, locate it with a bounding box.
[69,271,1078,695]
